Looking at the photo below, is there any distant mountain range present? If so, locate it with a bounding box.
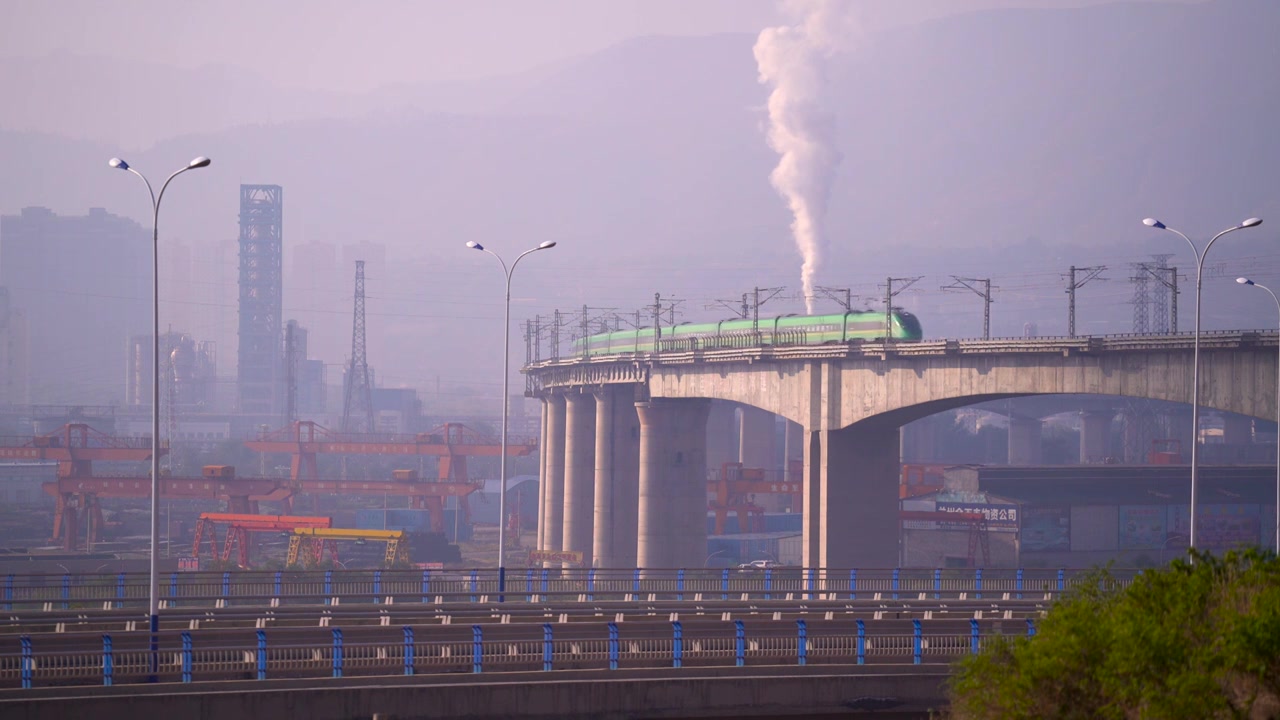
[2,0,1277,385]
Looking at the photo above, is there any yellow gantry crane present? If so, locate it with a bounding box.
[287,527,410,568]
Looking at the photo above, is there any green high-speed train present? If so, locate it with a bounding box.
[572,310,923,357]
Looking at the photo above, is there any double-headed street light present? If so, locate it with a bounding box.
[466,240,557,585]
[1143,216,1262,551]
[1236,277,1280,553]
[109,156,211,668]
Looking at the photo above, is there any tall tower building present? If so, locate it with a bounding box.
[236,185,283,416]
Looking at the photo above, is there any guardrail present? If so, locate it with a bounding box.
[0,617,1038,689]
[0,567,1129,611]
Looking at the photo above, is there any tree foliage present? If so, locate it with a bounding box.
[947,549,1280,719]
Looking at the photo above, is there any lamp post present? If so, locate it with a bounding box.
[109,155,211,671]
[466,240,557,587]
[1143,216,1262,550]
[1236,277,1280,553]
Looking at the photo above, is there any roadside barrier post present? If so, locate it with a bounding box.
[796,619,807,666]
[471,625,483,673]
[181,631,192,683]
[331,628,344,678]
[912,619,922,664]
[102,634,113,686]
[403,626,415,675]
[20,635,33,688]
[671,621,683,668]
[969,619,980,655]
[734,620,745,667]
[608,622,619,670]
[855,620,865,665]
[255,630,267,680]
[542,623,553,671]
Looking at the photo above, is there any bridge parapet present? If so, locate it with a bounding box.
[526,330,1277,379]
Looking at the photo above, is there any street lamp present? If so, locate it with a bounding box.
[1143,216,1262,550]
[109,155,211,668]
[1236,276,1280,553]
[465,240,557,587]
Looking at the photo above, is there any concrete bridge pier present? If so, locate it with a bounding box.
[636,398,711,571]
[540,394,566,567]
[1007,415,1043,465]
[536,398,549,551]
[739,406,777,476]
[1080,410,1113,463]
[783,420,803,482]
[803,421,901,574]
[593,385,641,569]
[562,392,596,568]
[705,400,739,477]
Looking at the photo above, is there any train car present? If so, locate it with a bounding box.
[572,310,923,357]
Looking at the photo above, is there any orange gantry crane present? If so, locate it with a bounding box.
[192,512,332,568]
[245,421,538,530]
[0,425,295,550]
[708,462,803,535]
[0,423,161,550]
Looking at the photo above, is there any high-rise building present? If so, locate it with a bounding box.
[284,319,326,416]
[236,185,283,416]
[0,207,149,404]
[0,287,30,405]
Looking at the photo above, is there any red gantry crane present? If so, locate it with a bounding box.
[192,512,332,568]
[245,421,538,531]
[708,462,802,535]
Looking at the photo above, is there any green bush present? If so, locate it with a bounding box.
[946,549,1280,719]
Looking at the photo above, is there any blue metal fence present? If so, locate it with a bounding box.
[3,615,1053,690]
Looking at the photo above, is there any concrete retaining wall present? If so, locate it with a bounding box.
[0,665,951,720]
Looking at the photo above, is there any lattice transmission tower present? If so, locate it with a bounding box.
[341,261,375,434]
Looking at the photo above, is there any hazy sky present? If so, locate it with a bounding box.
[1,0,1197,92]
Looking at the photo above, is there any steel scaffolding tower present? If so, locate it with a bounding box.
[236,185,283,415]
[342,261,374,434]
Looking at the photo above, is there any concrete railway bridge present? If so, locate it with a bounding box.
[524,331,1279,572]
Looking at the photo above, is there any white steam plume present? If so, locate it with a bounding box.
[754,0,854,314]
